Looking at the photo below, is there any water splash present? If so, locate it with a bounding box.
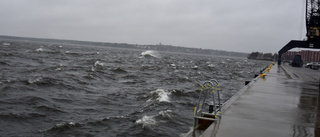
[136,110,173,128]
[94,61,105,67]
[147,89,171,102]
[35,48,44,52]
[136,115,156,128]
[140,50,160,58]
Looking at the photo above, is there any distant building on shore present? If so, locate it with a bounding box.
[282,50,320,63]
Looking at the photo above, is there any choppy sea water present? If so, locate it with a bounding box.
[0,40,270,137]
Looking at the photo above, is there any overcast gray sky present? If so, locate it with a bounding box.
[0,0,305,53]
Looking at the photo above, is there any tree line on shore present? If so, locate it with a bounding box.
[247,52,278,61]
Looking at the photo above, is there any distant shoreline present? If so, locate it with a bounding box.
[0,35,248,58]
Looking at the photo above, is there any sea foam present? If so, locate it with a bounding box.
[148,89,171,102]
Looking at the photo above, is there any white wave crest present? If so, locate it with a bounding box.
[159,109,173,118]
[140,50,160,58]
[136,109,173,128]
[191,65,198,69]
[208,64,216,68]
[35,47,55,53]
[136,115,156,128]
[148,89,171,102]
[94,61,105,67]
[35,48,44,52]
[28,77,43,84]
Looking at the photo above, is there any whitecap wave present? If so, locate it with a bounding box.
[191,65,198,69]
[136,109,173,128]
[35,48,44,52]
[28,77,43,84]
[35,47,55,53]
[147,89,171,102]
[94,61,105,67]
[158,109,173,118]
[140,50,160,58]
[2,43,10,46]
[136,115,156,128]
[208,64,216,68]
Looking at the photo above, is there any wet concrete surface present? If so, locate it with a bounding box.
[207,63,319,137]
[282,63,320,82]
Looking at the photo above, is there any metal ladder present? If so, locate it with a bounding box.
[193,79,221,130]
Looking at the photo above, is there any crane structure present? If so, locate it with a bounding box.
[278,0,320,65]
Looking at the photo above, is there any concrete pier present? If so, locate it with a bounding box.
[202,64,320,137]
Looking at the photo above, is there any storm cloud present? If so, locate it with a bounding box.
[0,0,305,53]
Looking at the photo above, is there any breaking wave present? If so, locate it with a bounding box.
[147,89,171,103]
[140,50,160,58]
[0,40,271,137]
[136,110,173,128]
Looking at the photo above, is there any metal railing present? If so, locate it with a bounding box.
[193,79,221,130]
